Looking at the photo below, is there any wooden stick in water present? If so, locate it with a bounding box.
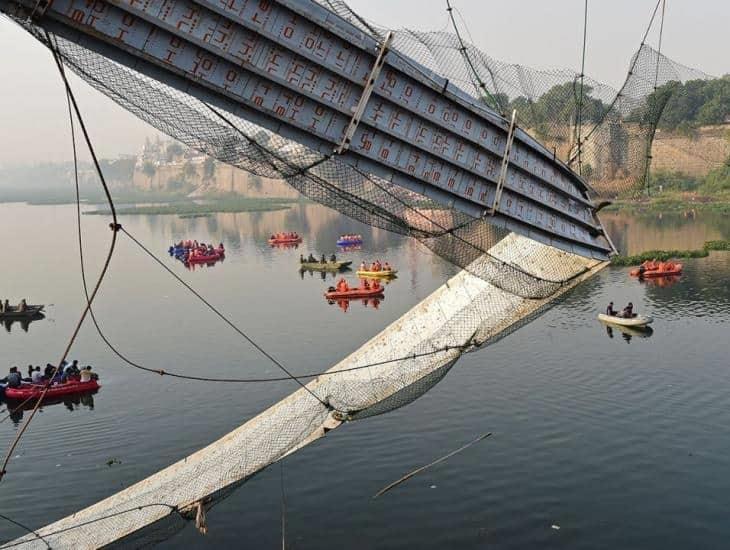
[373,432,492,498]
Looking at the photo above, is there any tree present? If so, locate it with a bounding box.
[165,142,184,162]
[203,157,216,180]
[142,161,156,179]
[181,161,197,180]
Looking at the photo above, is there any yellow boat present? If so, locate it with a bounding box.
[300,260,352,272]
[356,269,398,278]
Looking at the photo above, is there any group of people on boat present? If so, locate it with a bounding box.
[606,301,635,318]
[2,360,97,389]
[270,232,300,241]
[359,260,391,272]
[172,240,224,260]
[333,278,381,293]
[338,234,362,242]
[188,243,224,259]
[638,260,679,274]
[0,299,28,313]
[301,253,337,264]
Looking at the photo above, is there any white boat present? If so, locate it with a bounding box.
[597,313,653,327]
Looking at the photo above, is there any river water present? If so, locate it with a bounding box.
[1,203,728,549]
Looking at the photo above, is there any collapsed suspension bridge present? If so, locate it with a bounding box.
[0,0,711,547]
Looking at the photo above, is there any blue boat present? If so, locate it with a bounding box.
[337,236,363,246]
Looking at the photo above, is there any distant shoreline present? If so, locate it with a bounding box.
[83,196,299,216]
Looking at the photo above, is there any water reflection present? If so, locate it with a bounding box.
[602,210,730,255]
[181,257,225,271]
[326,297,384,312]
[269,242,301,250]
[299,267,351,280]
[603,323,654,343]
[638,274,682,288]
[2,314,45,333]
[2,392,97,425]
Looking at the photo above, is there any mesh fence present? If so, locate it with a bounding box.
[325,0,714,198]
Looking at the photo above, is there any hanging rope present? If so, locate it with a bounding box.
[445,0,502,112]
[575,0,589,176]
[0,35,120,483]
[644,0,667,196]
[568,0,664,164]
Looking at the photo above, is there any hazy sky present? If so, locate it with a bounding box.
[0,1,726,165]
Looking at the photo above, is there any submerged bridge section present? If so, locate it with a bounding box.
[2,0,613,258]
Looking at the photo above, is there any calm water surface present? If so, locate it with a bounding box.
[1,203,728,549]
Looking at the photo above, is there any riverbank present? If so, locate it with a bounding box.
[610,239,730,265]
[604,193,730,215]
[83,196,299,216]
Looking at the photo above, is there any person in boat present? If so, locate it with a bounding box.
[26,365,34,380]
[3,299,9,312]
[44,363,55,379]
[371,280,381,291]
[18,299,27,313]
[359,261,367,271]
[330,253,336,262]
[362,279,370,290]
[307,253,317,263]
[31,366,43,384]
[0,299,3,313]
[606,301,617,316]
[622,302,634,318]
[300,254,305,264]
[336,278,348,292]
[6,367,21,389]
[383,262,391,272]
[63,360,78,376]
[80,366,94,383]
[321,254,327,264]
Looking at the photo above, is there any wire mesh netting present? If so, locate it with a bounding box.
[325,0,715,198]
[0,0,720,546]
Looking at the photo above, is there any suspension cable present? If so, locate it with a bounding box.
[0,34,119,482]
[445,0,502,112]
[568,0,663,164]
[575,0,589,176]
[644,0,667,196]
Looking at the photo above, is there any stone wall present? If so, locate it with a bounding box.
[651,125,730,177]
[133,124,729,198]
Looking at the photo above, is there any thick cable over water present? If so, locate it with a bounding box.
[0,37,119,482]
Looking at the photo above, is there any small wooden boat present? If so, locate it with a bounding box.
[597,313,653,328]
[300,260,352,272]
[0,305,45,320]
[356,269,398,278]
[325,286,384,300]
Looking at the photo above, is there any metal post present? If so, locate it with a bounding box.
[491,109,517,215]
[335,32,393,155]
